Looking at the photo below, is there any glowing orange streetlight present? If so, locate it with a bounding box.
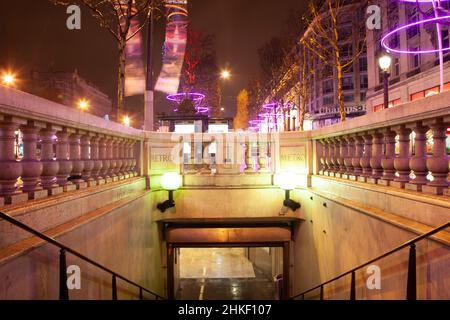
[123,115,131,127]
[220,70,231,80]
[2,73,16,86]
[78,99,89,111]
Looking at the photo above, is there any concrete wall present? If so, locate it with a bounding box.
[0,190,165,300]
[291,188,450,300]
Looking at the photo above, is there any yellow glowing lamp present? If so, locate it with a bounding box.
[160,172,182,191]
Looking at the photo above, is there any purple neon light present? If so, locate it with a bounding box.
[262,103,278,110]
[166,92,206,102]
[258,112,285,118]
[399,0,449,2]
[381,15,450,54]
[249,119,263,125]
[196,106,209,113]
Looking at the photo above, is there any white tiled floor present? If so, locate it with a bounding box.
[179,248,256,279]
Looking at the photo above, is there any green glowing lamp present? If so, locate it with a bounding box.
[158,173,181,213]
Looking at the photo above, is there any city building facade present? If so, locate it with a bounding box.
[367,0,450,113]
[26,69,113,118]
[264,0,368,131]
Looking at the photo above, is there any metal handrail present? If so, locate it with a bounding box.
[291,221,450,300]
[0,211,165,300]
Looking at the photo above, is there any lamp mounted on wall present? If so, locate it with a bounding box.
[157,172,181,213]
[277,173,301,211]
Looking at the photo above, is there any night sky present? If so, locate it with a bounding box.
[0,0,308,118]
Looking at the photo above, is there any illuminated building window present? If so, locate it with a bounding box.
[425,87,439,98]
[411,91,425,102]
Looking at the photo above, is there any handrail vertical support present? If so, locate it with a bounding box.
[139,287,143,300]
[406,244,417,301]
[320,285,324,300]
[59,249,69,300]
[112,274,118,300]
[350,271,356,300]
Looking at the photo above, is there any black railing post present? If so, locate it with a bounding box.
[350,271,356,300]
[406,244,417,301]
[59,249,69,300]
[112,274,118,300]
[139,287,143,300]
[320,285,324,300]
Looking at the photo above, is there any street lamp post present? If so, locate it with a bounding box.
[378,54,392,110]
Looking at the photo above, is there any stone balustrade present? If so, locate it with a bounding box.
[315,91,450,196]
[0,86,143,205]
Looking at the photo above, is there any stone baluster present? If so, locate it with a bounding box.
[319,140,328,175]
[40,127,61,196]
[69,133,85,188]
[129,140,136,176]
[344,136,355,178]
[258,140,268,173]
[358,134,373,182]
[325,139,334,176]
[405,123,429,192]
[115,139,124,179]
[350,135,364,180]
[336,138,347,177]
[380,128,397,186]
[107,138,117,179]
[0,121,23,204]
[81,134,95,186]
[56,129,74,191]
[112,138,121,179]
[21,122,44,199]
[119,139,128,177]
[330,139,339,176]
[253,141,261,173]
[130,140,137,176]
[90,135,103,182]
[392,126,412,189]
[123,140,131,176]
[99,137,110,181]
[368,131,384,184]
[423,119,449,195]
[244,142,253,174]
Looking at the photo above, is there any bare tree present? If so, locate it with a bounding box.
[234,89,250,130]
[51,0,163,120]
[302,0,366,122]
